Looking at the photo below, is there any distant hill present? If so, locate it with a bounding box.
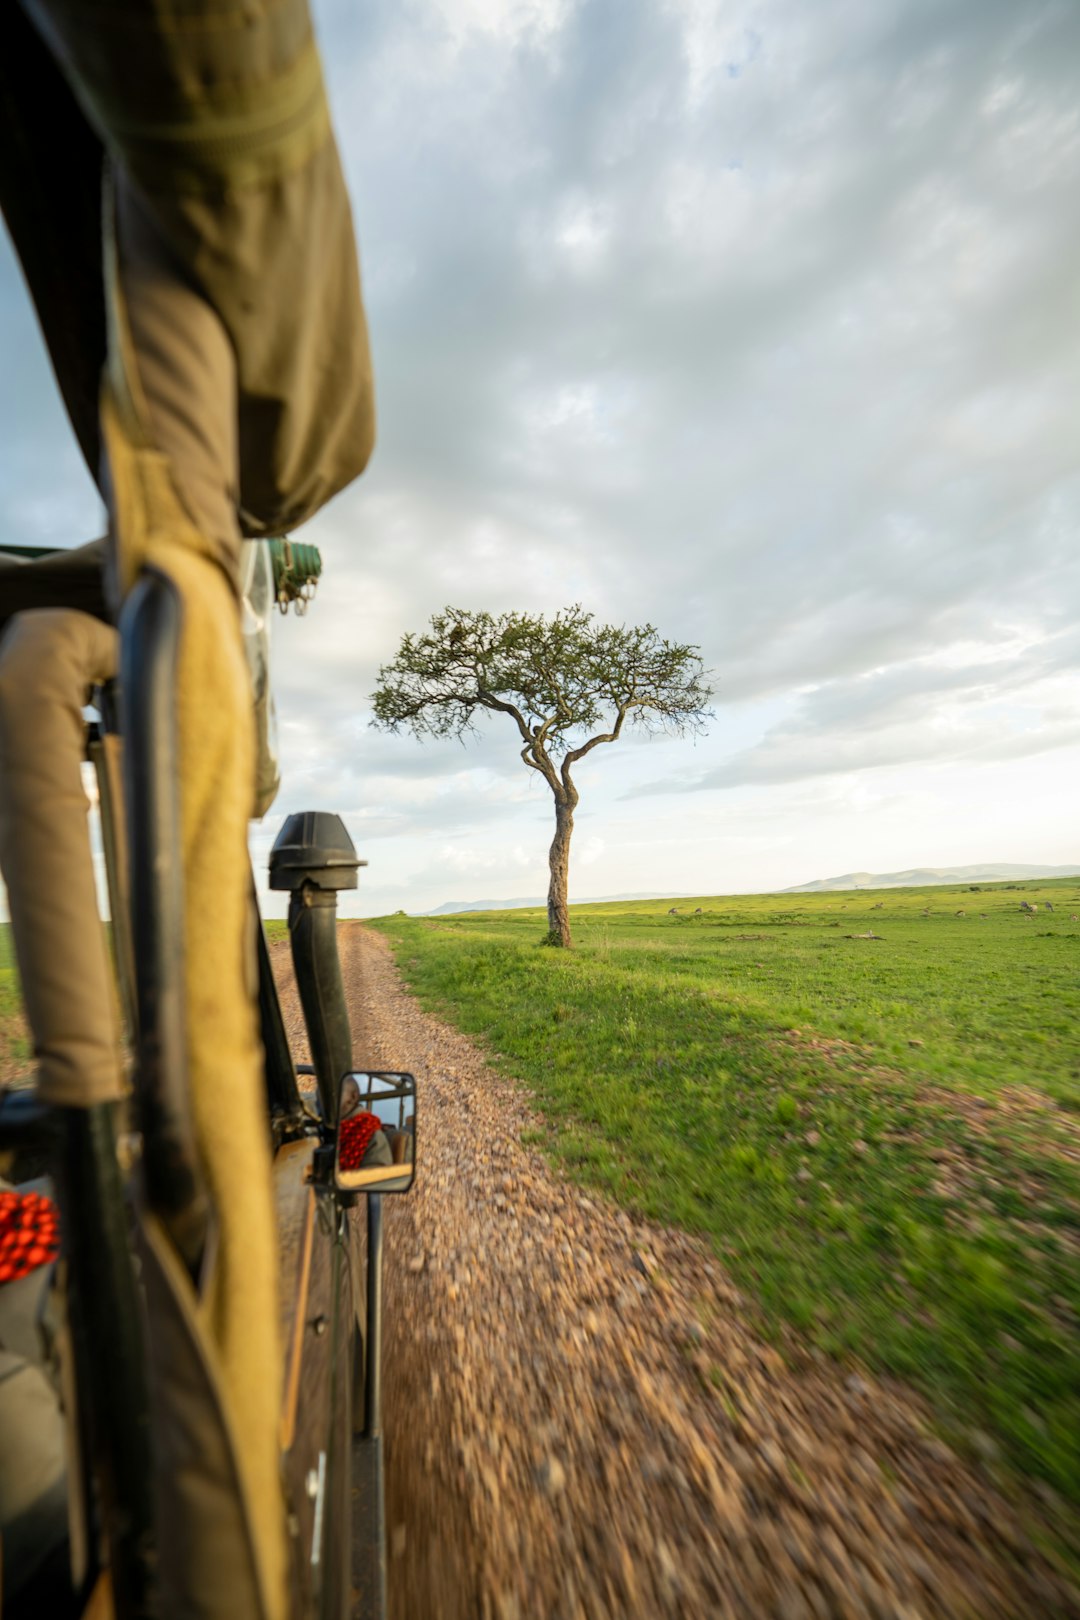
[422,892,684,916]
[784,864,1080,894]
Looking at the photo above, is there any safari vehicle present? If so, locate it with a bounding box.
[0,541,413,1619]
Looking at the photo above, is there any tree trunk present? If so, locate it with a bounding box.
[546,798,574,947]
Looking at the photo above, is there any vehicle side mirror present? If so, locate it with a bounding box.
[334,1072,416,1194]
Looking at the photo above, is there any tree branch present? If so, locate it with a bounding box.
[560,703,631,784]
[521,742,561,795]
[476,688,534,748]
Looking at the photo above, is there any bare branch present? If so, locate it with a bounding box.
[521,741,561,796]
[561,703,630,775]
[475,688,534,747]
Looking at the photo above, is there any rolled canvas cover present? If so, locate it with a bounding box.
[0,0,375,539]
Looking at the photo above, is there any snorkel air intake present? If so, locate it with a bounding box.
[269,811,364,1123]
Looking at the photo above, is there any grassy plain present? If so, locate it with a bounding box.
[373,878,1080,1516]
[0,923,29,1079]
[3,886,1076,1522]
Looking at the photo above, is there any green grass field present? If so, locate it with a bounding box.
[372,877,1080,1518]
[0,923,29,1073]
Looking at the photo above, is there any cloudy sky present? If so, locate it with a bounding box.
[2,0,1079,915]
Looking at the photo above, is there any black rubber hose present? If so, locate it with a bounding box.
[287,884,352,1123]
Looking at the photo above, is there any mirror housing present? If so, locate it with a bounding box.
[334,1072,416,1194]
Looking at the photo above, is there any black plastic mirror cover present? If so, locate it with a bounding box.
[334,1073,416,1194]
[268,811,365,892]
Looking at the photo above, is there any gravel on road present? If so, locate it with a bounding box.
[273,921,1079,1620]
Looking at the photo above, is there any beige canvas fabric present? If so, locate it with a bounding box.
[161,545,286,1620]
[0,0,377,1608]
[100,264,288,1619]
[0,609,123,1108]
[0,572,285,1613]
[113,179,243,587]
[0,227,291,1613]
[7,0,375,537]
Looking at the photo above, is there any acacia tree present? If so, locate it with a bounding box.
[370,605,713,946]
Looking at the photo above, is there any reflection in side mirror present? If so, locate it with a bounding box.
[334,1071,416,1194]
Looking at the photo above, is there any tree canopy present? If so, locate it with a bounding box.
[371,605,713,943]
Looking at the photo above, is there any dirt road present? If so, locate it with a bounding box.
[274,922,1079,1620]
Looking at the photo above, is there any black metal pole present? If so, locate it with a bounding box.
[87,718,136,1044]
[353,1191,387,1620]
[286,886,352,1124]
[364,1194,384,1440]
[253,882,307,1131]
[119,569,209,1274]
[55,1104,155,1619]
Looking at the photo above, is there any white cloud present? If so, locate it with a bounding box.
[3,0,1079,914]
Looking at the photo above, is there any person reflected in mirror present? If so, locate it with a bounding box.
[337,1084,393,1171]
[338,1075,363,1123]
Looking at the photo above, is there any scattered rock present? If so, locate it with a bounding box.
[536,1456,566,1496]
[804,1130,821,1148]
